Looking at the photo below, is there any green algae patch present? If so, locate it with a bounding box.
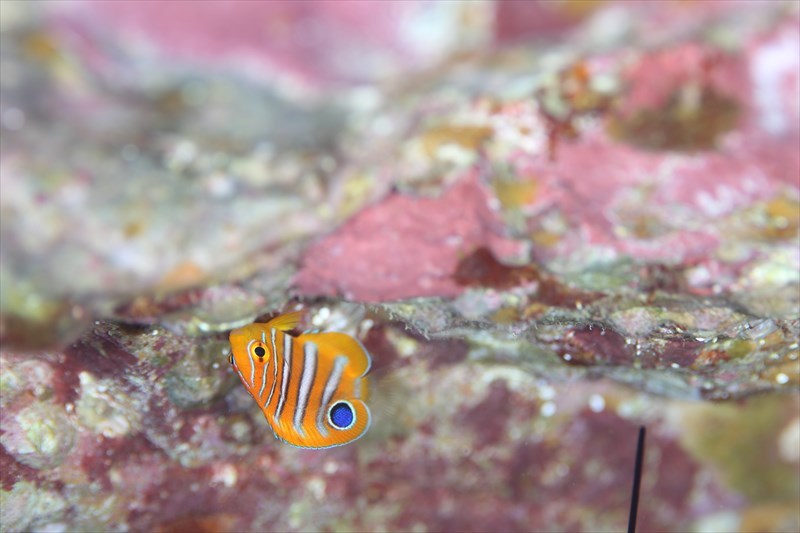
[0,288,89,351]
[0,481,67,532]
[76,372,142,438]
[678,395,800,503]
[0,403,76,470]
[608,86,740,152]
[163,340,231,409]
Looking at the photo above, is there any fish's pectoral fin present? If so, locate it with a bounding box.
[264,310,303,333]
[300,332,371,376]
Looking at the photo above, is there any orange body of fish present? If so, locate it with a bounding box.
[228,311,372,449]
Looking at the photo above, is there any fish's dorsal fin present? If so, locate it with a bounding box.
[264,310,303,332]
[300,332,371,377]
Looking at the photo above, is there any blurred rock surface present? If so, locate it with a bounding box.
[1,1,799,532]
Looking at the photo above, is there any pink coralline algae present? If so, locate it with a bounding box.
[614,43,749,123]
[73,0,473,88]
[1,1,799,533]
[295,174,527,301]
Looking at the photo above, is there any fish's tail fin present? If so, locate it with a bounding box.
[361,372,413,444]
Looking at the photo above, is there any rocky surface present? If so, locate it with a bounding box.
[1,1,798,532]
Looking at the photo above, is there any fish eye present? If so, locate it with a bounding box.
[328,401,355,430]
[253,345,266,358]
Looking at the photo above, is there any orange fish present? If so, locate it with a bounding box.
[228,311,372,449]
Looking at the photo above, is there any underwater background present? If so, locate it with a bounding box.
[1,1,798,531]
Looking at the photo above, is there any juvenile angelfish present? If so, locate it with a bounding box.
[228,311,372,449]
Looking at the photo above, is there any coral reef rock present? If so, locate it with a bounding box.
[2,1,798,532]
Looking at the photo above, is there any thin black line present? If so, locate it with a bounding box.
[627,426,646,533]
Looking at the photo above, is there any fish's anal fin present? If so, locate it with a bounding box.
[281,399,371,449]
[264,311,303,333]
[300,332,371,377]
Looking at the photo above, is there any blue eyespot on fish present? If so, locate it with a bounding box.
[228,311,372,449]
